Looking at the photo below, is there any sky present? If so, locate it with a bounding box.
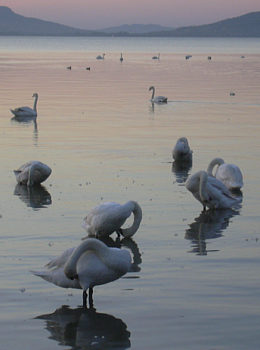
[2,0,260,30]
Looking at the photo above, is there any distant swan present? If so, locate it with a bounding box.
[120,53,123,62]
[152,53,160,60]
[186,170,241,210]
[96,53,105,60]
[10,93,38,118]
[207,158,243,191]
[172,137,192,162]
[14,160,52,187]
[149,86,167,104]
[82,201,142,239]
[32,238,131,307]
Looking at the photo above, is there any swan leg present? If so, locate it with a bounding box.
[83,290,87,308]
[89,287,94,308]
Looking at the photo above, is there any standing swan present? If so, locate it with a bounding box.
[10,93,38,118]
[172,137,192,162]
[207,158,243,191]
[96,53,105,60]
[32,238,131,307]
[186,170,241,210]
[82,201,142,239]
[149,86,167,104]
[14,161,52,186]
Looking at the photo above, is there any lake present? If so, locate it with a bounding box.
[0,36,260,350]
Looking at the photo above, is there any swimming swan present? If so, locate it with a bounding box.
[186,170,241,210]
[120,53,123,62]
[149,86,167,104]
[10,93,38,118]
[96,53,105,60]
[32,238,131,307]
[14,161,52,186]
[82,201,142,239]
[172,137,192,162]
[207,158,243,191]
[152,53,160,59]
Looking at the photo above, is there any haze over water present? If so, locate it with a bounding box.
[0,36,260,350]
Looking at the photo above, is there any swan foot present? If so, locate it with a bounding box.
[116,229,123,237]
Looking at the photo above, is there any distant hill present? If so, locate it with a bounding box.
[147,12,260,37]
[99,24,174,34]
[0,6,99,36]
[0,6,259,37]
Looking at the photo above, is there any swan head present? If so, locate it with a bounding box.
[32,93,38,98]
[149,86,154,91]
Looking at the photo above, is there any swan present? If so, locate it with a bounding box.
[32,238,132,307]
[120,53,123,62]
[172,137,192,162]
[207,158,243,191]
[10,93,38,118]
[152,53,160,59]
[149,86,167,104]
[82,201,142,239]
[14,160,52,186]
[186,170,241,210]
[96,53,105,60]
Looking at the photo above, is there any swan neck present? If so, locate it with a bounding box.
[207,158,224,176]
[64,239,109,279]
[121,201,142,238]
[199,171,208,202]
[33,95,38,112]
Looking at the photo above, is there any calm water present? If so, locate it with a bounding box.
[0,36,260,350]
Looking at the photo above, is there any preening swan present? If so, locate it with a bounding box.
[82,201,142,239]
[10,93,38,118]
[186,170,241,210]
[207,158,243,191]
[149,86,167,104]
[14,161,52,186]
[172,137,192,162]
[152,53,160,59]
[96,53,105,60]
[32,238,132,307]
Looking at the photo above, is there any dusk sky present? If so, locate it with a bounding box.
[2,0,260,30]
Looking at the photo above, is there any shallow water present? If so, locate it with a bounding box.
[0,37,260,350]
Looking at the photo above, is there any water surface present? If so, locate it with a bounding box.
[0,37,260,350]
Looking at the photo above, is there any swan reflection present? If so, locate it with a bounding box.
[14,184,52,209]
[11,116,38,145]
[36,305,131,350]
[185,208,239,255]
[172,159,192,184]
[99,236,142,272]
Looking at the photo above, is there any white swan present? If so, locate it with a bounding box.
[207,158,243,191]
[82,201,142,239]
[152,53,160,60]
[120,53,123,62]
[96,53,105,60]
[14,161,52,186]
[32,238,131,307]
[149,86,167,104]
[186,170,241,210]
[10,93,38,118]
[172,137,192,162]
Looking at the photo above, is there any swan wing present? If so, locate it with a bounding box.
[216,164,243,189]
[45,247,75,269]
[154,96,167,103]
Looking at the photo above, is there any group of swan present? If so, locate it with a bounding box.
[10,93,38,118]
[184,150,243,210]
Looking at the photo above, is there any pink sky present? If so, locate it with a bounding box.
[2,0,260,29]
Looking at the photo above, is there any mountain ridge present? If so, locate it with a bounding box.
[0,6,260,37]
